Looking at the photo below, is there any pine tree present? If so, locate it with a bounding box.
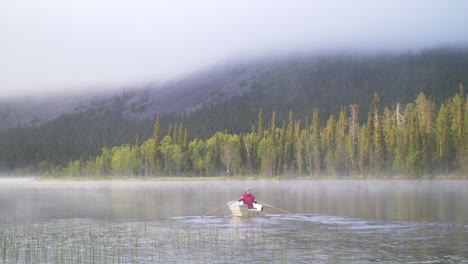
[277,121,287,175]
[415,93,436,173]
[167,123,173,138]
[415,93,436,129]
[262,129,276,177]
[357,125,368,174]
[323,115,336,174]
[463,94,468,172]
[407,109,422,176]
[398,104,412,173]
[135,133,140,147]
[349,105,359,144]
[395,103,404,129]
[248,130,259,172]
[270,111,277,135]
[361,107,374,173]
[177,124,184,147]
[151,117,162,172]
[310,109,321,176]
[436,103,452,173]
[183,128,188,151]
[373,107,385,170]
[295,130,306,176]
[336,107,348,173]
[267,119,278,176]
[346,105,359,175]
[222,141,232,175]
[294,121,303,175]
[238,134,247,173]
[257,109,264,140]
[383,107,396,170]
[173,123,179,143]
[452,85,465,166]
[373,93,381,114]
[345,133,356,175]
[284,110,295,172]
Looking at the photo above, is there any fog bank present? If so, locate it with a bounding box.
[1,0,468,98]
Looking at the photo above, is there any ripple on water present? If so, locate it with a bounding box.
[1,215,466,263]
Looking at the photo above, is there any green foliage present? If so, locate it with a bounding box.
[2,48,468,177]
[45,88,467,178]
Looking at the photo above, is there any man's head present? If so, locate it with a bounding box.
[245,187,251,194]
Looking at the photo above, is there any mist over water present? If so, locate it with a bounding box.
[0,178,466,263]
[0,178,467,263]
[1,178,466,222]
[2,1,468,262]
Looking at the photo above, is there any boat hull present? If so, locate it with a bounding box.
[228,201,266,217]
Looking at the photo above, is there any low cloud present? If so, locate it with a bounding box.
[1,0,467,98]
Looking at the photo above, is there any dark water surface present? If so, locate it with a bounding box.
[0,178,466,263]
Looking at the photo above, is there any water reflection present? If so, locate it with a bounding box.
[0,179,466,263]
[0,179,466,223]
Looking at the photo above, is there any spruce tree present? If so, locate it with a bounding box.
[436,104,451,173]
[373,108,385,170]
[152,117,162,172]
[452,85,465,166]
[135,133,140,148]
[336,107,348,173]
[311,109,321,176]
[323,115,336,174]
[257,109,264,140]
[383,108,396,170]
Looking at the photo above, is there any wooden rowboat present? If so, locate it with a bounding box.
[228,201,267,217]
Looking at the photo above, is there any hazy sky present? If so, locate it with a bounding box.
[1,0,468,98]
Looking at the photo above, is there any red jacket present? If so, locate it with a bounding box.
[239,193,256,208]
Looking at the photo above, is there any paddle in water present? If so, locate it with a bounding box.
[200,201,236,218]
[257,201,294,215]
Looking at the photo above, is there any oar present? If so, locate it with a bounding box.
[257,201,294,215]
[200,201,235,218]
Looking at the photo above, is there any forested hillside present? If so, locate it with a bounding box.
[1,47,468,174]
[49,88,468,178]
[182,47,468,134]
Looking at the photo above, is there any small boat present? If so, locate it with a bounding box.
[228,201,267,217]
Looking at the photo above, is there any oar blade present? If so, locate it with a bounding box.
[257,201,294,215]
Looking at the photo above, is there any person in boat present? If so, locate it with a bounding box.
[238,187,257,209]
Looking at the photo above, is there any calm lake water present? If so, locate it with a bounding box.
[0,178,466,263]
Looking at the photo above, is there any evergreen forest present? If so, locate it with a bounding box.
[1,48,468,177]
[47,88,468,178]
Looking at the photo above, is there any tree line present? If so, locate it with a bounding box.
[2,47,468,174]
[48,87,467,178]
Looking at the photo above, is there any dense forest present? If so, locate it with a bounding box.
[173,48,468,135]
[1,48,468,174]
[47,88,467,178]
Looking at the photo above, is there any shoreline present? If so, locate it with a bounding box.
[35,174,468,181]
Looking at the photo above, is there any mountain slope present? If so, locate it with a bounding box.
[169,48,468,135]
[1,47,468,172]
[0,60,259,131]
